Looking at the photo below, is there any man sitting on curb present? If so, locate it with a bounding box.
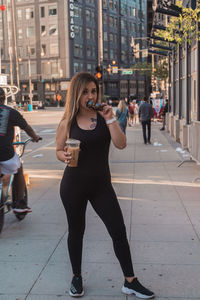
[0,87,41,213]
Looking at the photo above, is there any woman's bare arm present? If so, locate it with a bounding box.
[99,105,126,149]
[56,120,68,163]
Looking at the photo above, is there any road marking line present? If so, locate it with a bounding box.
[23,140,55,158]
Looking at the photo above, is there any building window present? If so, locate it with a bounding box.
[109,16,117,28]
[86,28,91,39]
[121,3,127,15]
[30,62,36,74]
[121,19,127,30]
[86,45,92,57]
[103,13,107,25]
[49,5,57,16]
[18,46,23,57]
[104,32,108,41]
[121,50,127,62]
[74,62,79,73]
[26,8,34,19]
[103,0,107,8]
[17,9,22,20]
[104,48,108,59]
[42,62,49,74]
[74,44,83,57]
[49,25,58,36]
[87,63,92,72]
[41,25,46,36]
[130,22,136,33]
[26,47,35,56]
[51,62,59,75]
[30,47,35,55]
[26,46,35,56]
[129,7,136,17]
[50,44,59,55]
[109,82,117,89]
[74,6,82,18]
[73,62,84,74]
[74,25,82,38]
[41,6,45,17]
[18,28,23,39]
[41,44,46,56]
[110,49,115,60]
[86,9,94,22]
[27,27,35,37]
[121,36,126,44]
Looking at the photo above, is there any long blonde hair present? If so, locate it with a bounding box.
[118,100,126,112]
[56,72,99,140]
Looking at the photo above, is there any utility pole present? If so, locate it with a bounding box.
[28,46,33,111]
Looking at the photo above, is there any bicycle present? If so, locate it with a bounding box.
[0,138,33,233]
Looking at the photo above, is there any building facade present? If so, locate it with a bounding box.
[0,0,148,105]
[152,0,200,163]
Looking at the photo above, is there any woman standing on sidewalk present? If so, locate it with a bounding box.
[116,100,129,133]
[56,72,154,299]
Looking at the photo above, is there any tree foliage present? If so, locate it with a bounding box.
[155,0,200,44]
[154,61,168,81]
[131,62,152,76]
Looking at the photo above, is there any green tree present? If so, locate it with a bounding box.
[131,62,152,76]
[154,61,168,81]
[155,0,200,45]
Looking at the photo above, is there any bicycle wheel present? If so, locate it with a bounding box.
[12,183,28,221]
[0,191,5,233]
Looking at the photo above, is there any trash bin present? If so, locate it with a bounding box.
[28,104,32,111]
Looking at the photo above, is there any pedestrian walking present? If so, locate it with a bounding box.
[56,72,154,299]
[128,101,135,125]
[139,96,154,144]
[116,100,129,133]
[160,99,169,131]
[133,100,139,124]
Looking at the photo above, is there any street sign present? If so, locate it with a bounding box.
[112,66,118,74]
[122,70,133,75]
[0,74,7,85]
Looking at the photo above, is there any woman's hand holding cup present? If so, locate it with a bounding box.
[64,145,72,165]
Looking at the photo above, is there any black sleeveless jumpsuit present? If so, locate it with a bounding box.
[60,113,134,277]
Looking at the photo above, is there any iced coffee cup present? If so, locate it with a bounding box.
[66,139,81,167]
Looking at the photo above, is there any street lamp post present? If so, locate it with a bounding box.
[28,46,33,111]
[98,0,104,98]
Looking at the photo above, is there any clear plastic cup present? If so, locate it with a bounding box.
[66,139,81,167]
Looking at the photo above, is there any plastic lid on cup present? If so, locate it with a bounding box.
[66,139,81,147]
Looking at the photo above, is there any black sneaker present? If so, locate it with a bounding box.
[69,275,84,297]
[122,277,154,299]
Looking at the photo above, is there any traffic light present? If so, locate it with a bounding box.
[0,5,6,11]
[95,65,102,80]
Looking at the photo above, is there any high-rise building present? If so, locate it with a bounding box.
[0,0,149,105]
[69,0,148,100]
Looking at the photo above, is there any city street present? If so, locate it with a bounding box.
[0,108,200,300]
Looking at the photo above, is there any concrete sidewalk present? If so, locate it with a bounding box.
[1,123,200,300]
